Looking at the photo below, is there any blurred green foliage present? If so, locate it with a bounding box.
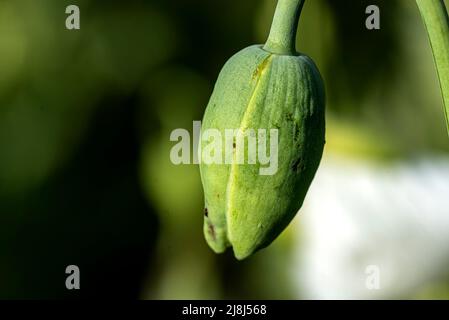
[0,0,448,299]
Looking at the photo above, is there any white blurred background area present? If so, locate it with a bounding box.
[293,149,449,299]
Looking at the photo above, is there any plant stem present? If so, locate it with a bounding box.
[416,0,449,135]
[263,0,305,55]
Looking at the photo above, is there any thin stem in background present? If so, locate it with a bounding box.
[416,0,449,135]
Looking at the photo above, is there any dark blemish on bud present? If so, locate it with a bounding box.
[286,112,294,121]
[291,157,305,173]
[217,194,220,199]
[293,121,299,139]
[233,142,236,149]
[208,222,216,241]
[204,207,208,217]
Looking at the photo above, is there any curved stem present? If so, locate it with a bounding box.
[263,0,305,55]
[416,0,449,135]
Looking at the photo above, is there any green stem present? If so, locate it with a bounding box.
[416,0,449,135]
[263,0,305,55]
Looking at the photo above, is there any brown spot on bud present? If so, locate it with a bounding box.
[207,222,216,241]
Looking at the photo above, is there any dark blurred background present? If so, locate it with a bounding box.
[0,0,449,299]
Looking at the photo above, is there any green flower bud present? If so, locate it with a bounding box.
[199,0,325,260]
